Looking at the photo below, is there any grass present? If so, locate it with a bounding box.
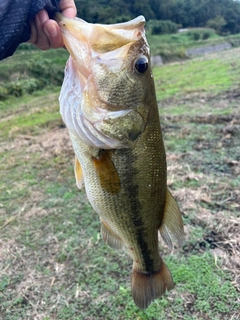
[0,46,240,319]
[0,48,68,101]
[148,29,240,59]
[0,92,62,138]
[153,54,239,101]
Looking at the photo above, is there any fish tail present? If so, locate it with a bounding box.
[131,260,174,309]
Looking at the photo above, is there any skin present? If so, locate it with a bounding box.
[28,0,77,50]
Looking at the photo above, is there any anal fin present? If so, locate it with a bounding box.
[101,219,125,250]
[159,188,184,250]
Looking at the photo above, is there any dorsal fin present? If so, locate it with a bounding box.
[159,188,184,250]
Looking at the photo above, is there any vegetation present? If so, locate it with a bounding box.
[75,0,240,34]
[148,19,178,35]
[0,41,239,318]
[0,48,68,101]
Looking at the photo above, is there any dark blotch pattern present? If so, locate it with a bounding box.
[121,150,154,273]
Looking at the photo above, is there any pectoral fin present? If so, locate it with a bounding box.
[159,188,184,250]
[92,150,121,194]
[101,219,125,250]
[74,156,84,189]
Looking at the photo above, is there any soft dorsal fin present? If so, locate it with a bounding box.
[74,156,84,189]
[159,188,184,250]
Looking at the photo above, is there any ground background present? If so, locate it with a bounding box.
[0,40,239,319]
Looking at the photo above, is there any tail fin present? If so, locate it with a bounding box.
[131,260,174,309]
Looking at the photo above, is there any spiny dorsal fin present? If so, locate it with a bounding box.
[74,156,84,189]
[159,188,184,250]
[101,219,125,250]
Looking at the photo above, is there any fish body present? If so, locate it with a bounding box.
[57,14,184,309]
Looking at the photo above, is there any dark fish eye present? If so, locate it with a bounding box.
[134,56,148,74]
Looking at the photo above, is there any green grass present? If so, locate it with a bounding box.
[0,48,69,101]
[148,29,240,59]
[154,58,233,101]
[1,106,60,136]
[107,253,239,319]
[0,91,62,138]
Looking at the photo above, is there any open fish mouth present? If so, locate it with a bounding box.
[56,13,145,64]
[56,13,146,100]
[56,14,148,149]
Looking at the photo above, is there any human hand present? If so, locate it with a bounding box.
[28,0,77,50]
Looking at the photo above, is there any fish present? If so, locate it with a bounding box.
[56,13,184,309]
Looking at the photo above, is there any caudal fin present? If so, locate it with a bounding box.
[131,260,174,309]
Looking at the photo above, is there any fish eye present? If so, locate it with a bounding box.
[134,56,148,74]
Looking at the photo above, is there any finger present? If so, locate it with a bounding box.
[43,20,63,49]
[59,0,77,18]
[34,10,50,50]
[28,20,37,44]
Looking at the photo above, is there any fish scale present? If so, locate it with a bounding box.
[56,13,184,309]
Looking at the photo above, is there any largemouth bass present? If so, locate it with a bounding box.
[56,13,184,309]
